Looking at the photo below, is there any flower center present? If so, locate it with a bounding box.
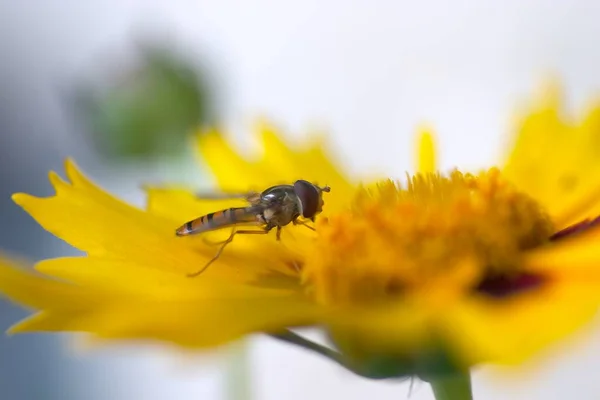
[302,168,554,307]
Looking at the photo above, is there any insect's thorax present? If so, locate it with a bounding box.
[258,185,301,227]
[260,184,294,200]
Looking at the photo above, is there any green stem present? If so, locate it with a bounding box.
[268,330,410,380]
[268,331,348,369]
[429,372,473,400]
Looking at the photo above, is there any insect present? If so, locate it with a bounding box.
[176,180,330,277]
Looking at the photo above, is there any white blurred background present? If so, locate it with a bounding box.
[2,1,600,399]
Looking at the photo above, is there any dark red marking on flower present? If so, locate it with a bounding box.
[475,215,600,298]
[550,215,600,241]
[475,273,546,298]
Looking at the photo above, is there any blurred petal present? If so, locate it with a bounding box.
[523,225,600,279]
[415,128,437,174]
[502,82,600,229]
[329,275,600,368]
[0,258,322,348]
[326,303,433,358]
[443,279,600,366]
[0,256,101,310]
[196,122,354,213]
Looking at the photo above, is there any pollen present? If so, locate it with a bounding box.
[302,168,555,307]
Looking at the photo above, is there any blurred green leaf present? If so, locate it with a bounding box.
[73,41,218,161]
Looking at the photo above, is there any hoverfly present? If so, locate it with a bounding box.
[176,180,330,277]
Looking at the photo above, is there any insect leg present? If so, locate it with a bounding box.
[187,229,269,277]
[293,219,316,231]
[201,227,237,246]
[276,226,282,241]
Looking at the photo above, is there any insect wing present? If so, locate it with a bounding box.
[194,190,261,203]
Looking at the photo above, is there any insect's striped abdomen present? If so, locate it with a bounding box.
[175,207,257,236]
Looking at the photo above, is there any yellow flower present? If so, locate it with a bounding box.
[1,86,600,380]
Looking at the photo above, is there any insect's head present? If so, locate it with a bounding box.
[293,180,331,221]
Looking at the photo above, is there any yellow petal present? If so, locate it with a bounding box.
[0,258,322,348]
[443,279,600,366]
[523,226,600,279]
[196,129,266,191]
[13,160,298,285]
[501,82,600,228]
[415,127,437,174]
[257,121,352,205]
[328,276,600,368]
[0,255,108,311]
[196,122,354,213]
[35,256,302,293]
[34,296,322,349]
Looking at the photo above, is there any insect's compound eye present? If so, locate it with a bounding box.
[293,180,321,218]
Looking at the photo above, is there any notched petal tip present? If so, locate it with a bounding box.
[255,118,300,150]
[197,127,222,144]
[12,170,71,207]
[253,116,278,134]
[48,170,70,193]
[64,158,85,186]
[256,120,295,157]
[535,76,563,109]
[196,128,233,157]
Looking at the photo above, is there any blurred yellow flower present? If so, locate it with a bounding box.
[1,85,600,380]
